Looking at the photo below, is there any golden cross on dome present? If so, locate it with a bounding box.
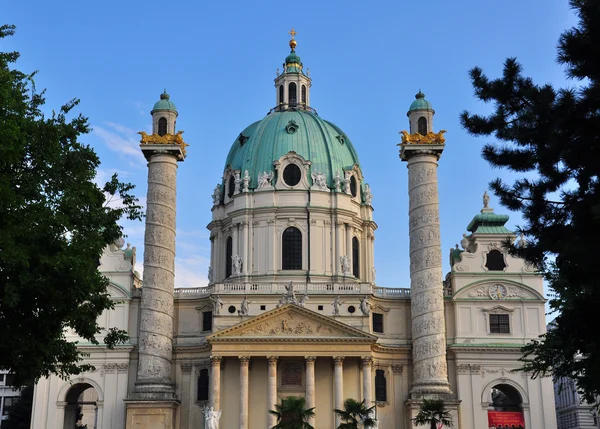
[289,28,297,39]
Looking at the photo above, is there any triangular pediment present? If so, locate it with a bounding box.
[207,304,377,342]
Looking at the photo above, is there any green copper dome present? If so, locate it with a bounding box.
[224,110,362,193]
[152,90,178,113]
[467,211,512,234]
[408,90,432,112]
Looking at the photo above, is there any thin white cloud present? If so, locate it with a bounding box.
[93,123,146,165]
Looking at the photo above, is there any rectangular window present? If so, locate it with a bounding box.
[202,311,213,332]
[375,369,387,402]
[2,397,18,416]
[318,305,323,311]
[372,313,384,333]
[197,369,209,401]
[489,314,510,333]
[0,374,4,385]
[4,374,15,387]
[260,305,266,311]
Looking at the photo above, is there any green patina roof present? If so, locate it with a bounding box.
[152,90,177,113]
[467,210,512,234]
[408,90,433,112]
[224,110,362,192]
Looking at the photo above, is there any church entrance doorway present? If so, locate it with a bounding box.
[487,384,525,428]
[63,383,99,429]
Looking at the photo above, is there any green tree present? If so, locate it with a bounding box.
[333,398,376,429]
[0,25,143,386]
[412,398,453,429]
[460,0,600,405]
[269,396,315,429]
[3,386,34,429]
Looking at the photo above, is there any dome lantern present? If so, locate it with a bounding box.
[274,29,312,112]
[151,89,178,136]
[407,89,435,135]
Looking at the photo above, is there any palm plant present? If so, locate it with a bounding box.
[412,398,453,429]
[334,398,376,429]
[269,396,315,429]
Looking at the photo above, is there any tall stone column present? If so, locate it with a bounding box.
[239,356,250,429]
[209,356,222,411]
[400,141,451,396]
[267,356,278,428]
[305,356,316,427]
[361,356,373,406]
[333,357,344,427]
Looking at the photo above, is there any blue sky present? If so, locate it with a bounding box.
[4,0,577,290]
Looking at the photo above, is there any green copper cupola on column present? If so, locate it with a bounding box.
[274,28,312,111]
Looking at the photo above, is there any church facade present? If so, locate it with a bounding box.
[31,34,557,429]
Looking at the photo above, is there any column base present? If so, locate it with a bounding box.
[133,380,177,400]
[125,399,180,429]
[410,380,453,396]
[405,395,461,429]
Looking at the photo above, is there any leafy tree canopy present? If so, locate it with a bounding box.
[460,0,600,404]
[0,24,143,386]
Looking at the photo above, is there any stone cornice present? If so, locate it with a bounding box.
[449,343,523,352]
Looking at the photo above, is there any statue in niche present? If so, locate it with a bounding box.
[211,294,223,315]
[242,170,250,192]
[334,171,342,192]
[332,296,344,315]
[343,171,351,194]
[257,171,274,188]
[232,254,243,275]
[340,255,350,275]
[483,190,490,208]
[311,171,328,190]
[234,171,241,194]
[238,296,250,316]
[211,184,221,206]
[359,296,371,316]
[364,184,373,205]
[203,406,222,429]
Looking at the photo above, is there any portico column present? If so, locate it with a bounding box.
[333,356,344,428]
[305,357,316,427]
[267,356,278,428]
[361,356,373,406]
[345,223,352,264]
[239,356,250,429]
[209,356,222,411]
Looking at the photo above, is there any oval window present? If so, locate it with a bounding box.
[350,175,358,197]
[227,176,235,198]
[228,305,236,314]
[348,305,356,314]
[283,164,301,187]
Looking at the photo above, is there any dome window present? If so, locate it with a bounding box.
[288,82,297,106]
[336,134,345,145]
[158,117,168,136]
[285,120,299,134]
[350,175,358,197]
[225,237,233,278]
[283,164,301,187]
[282,227,302,270]
[417,116,427,135]
[227,176,235,198]
[238,133,248,147]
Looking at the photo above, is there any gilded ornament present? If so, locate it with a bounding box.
[398,130,447,145]
[138,130,189,155]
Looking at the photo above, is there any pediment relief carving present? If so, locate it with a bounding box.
[454,281,543,301]
[208,305,376,341]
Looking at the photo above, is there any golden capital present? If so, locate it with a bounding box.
[138,130,189,156]
[398,130,447,146]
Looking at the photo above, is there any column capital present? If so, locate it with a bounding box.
[392,364,403,374]
[239,356,251,366]
[210,355,222,366]
[267,356,279,365]
[333,356,345,366]
[305,356,316,364]
[361,356,373,366]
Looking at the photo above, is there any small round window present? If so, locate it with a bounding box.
[228,305,236,314]
[283,164,301,187]
[348,305,356,314]
[350,175,358,197]
[227,176,235,198]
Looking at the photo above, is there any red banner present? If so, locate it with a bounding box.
[487,411,525,427]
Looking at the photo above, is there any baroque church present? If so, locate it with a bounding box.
[30,33,557,429]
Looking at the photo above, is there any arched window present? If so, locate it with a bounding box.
[225,236,233,278]
[289,82,297,106]
[375,369,387,402]
[197,369,209,401]
[301,85,307,104]
[158,117,168,136]
[350,175,358,197]
[227,176,235,198]
[279,85,284,104]
[282,227,302,270]
[352,237,359,278]
[490,384,523,412]
[64,383,99,429]
[417,116,427,135]
[486,250,506,271]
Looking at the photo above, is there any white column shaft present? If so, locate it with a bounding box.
[210,357,221,411]
[334,357,344,427]
[239,357,250,429]
[267,357,278,428]
[362,357,372,406]
[305,357,316,427]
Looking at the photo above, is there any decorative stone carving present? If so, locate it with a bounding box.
[332,296,344,316]
[234,311,351,337]
[257,171,274,189]
[364,184,373,205]
[234,171,241,195]
[208,266,213,284]
[203,406,222,429]
[517,233,527,248]
[391,365,403,374]
[212,184,221,206]
[372,266,376,284]
[311,171,328,191]
[232,254,243,275]
[483,190,490,208]
[180,363,193,373]
[211,294,223,315]
[238,296,250,316]
[359,296,371,316]
[340,255,350,275]
[343,171,351,194]
[103,363,129,373]
[334,171,342,192]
